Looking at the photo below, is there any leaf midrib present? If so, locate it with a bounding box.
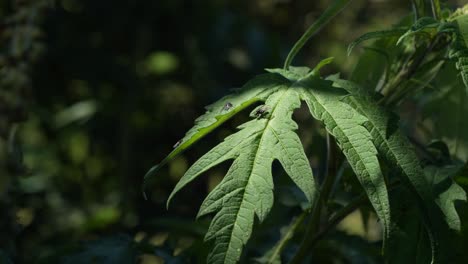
[221,89,290,263]
[304,88,389,237]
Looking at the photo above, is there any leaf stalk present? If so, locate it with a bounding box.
[283,0,350,70]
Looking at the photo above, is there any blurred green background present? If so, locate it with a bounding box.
[0,0,466,263]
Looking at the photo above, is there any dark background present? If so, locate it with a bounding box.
[0,0,465,263]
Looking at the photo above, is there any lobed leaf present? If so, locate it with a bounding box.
[452,14,468,95]
[329,77,439,258]
[143,73,289,195]
[167,76,317,263]
[456,14,468,47]
[297,76,391,245]
[425,165,467,231]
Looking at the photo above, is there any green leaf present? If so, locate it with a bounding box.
[265,66,311,81]
[330,78,434,203]
[456,14,468,47]
[330,77,468,262]
[397,17,439,45]
[454,163,468,190]
[423,61,468,161]
[255,213,306,264]
[390,164,467,263]
[388,188,432,264]
[425,165,467,231]
[143,73,289,195]
[297,76,391,245]
[430,0,441,20]
[451,15,468,95]
[330,77,439,258]
[167,74,317,264]
[310,57,335,76]
[347,29,407,55]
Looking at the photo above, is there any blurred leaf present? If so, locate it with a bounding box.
[456,14,468,47]
[451,14,468,95]
[390,164,467,263]
[83,207,121,231]
[255,213,306,264]
[54,100,97,128]
[397,17,439,45]
[347,28,406,55]
[425,165,467,231]
[152,247,185,264]
[144,51,179,75]
[66,132,89,164]
[422,61,468,161]
[388,188,432,264]
[454,163,468,190]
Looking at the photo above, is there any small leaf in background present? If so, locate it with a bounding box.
[142,51,179,76]
[424,165,467,231]
[347,28,406,55]
[255,213,306,264]
[456,14,468,47]
[54,100,98,128]
[396,17,439,45]
[422,61,468,161]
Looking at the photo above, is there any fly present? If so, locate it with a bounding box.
[254,105,270,119]
[222,102,233,112]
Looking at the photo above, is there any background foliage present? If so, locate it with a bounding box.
[0,0,467,263]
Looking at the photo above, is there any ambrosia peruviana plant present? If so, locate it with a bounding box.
[144,0,468,263]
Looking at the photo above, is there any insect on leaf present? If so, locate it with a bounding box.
[143,73,289,195]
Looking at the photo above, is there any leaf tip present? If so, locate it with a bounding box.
[142,164,162,200]
[166,191,177,210]
[347,44,354,56]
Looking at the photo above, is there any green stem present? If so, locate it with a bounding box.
[380,33,443,105]
[290,134,338,263]
[411,0,419,21]
[430,0,440,20]
[267,212,307,264]
[306,181,401,250]
[283,0,351,70]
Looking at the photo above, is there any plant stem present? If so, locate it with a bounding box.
[290,134,338,263]
[430,0,440,20]
[411,0,420,21]
[283,0,351,70]
[267,212,307,263]
[380,33,443,105]
[299,180,402,255]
